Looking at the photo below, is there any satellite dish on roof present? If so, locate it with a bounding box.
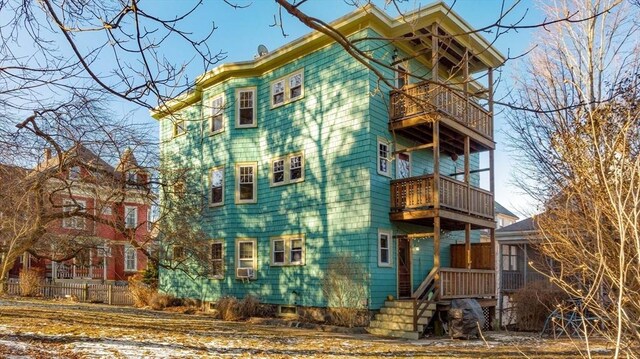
[257,44,269,57]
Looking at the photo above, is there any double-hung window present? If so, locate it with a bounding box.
[124,206,138,229]
[173,119,186,137]
[502,245,520,271]
[236,88,256,128]
[378,230,392,267]
[235,163,257,204]
[271,236,305,266]
[270,70,304,107]
[377,139,391,176]
[63,199,86,229]
[209,166,224,206]
[69,166,81,180]
[271,152,304,186]
[124,244,137,272]
[236,238,257,279]
[396,64,408,88]
[210,240,224,278]
[210,95,225,134]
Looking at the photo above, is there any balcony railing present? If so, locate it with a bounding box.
[439,268,495,299]
[54,263,104,280]
[390,174,493,220]
[501,271,549,292]
[390,82,492,139]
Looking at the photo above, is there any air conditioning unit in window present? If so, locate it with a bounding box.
[236,268,254,280]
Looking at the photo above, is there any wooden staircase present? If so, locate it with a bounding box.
[367,300,436,339]
[367,267,439,339]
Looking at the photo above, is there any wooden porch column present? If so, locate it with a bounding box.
[523,244,528,285]
[465,224,471,269]
[488,68,496,272]
[434,217,441,282]
[103,250,107,282]
[431,23,439,81]
[464,136,470,213]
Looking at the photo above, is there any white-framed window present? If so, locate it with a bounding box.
[209,166,224,206]
[270,236,305,266]
[69,166,81,180]
[101,206,112,216]
[378,230,392,267]
[235,163,257,204]
[272,80,285,106]
[126,171,138,187]
[62,199,86,229]
[270,70,304,107]
[124,244,137,272]
[235,238,257,279]
[209,94,225,134]
[210,240,224,278]
[396,150,411,179]
[270,152,304,186]
[377,139,391,177]
[236,88,256,128]
[396,64,408,88]
[146,209,154,232]
[124,206,138,229]
[173,119,186,137]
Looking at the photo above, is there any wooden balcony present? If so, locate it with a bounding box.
[390,174,494,230]
[439,268,495,299]
[389,81,494,153]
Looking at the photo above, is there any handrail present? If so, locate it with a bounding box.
[390,173,433,184]
[412,266,438,298]
[412,266,440,332]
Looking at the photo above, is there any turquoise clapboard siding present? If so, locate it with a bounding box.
[158,27,483,310]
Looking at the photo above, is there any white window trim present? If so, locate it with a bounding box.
[235,162,257,204]
[270,151,305,187]
[235,87,257,128]
[396,63,408,88]
[63,199,86,229]
[209,165,225,207]
[270,235,305,266]
[124,205,138,229]
[208,94,225,135]
[395,146,412,179]
[69,166,81,180]
[209,239,224,279]
[270,69,304,108]
[378,230,393,267]
[235,238,257,279]
[173,119,186,138]
[377,138,391,177]
[124,244,137,272]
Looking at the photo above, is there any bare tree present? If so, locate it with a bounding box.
[506,0,639,356]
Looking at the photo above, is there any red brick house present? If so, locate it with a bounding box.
[9,146,153,283]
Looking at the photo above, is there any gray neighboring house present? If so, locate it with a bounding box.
[495,216,550,325]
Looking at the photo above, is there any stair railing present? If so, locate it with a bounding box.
[412,266,440,332]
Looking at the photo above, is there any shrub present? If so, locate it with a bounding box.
[216,296,241,321]
[239,295,260,318]
[149,293,173,310]
[128,273,155,307]
[19,268,42,297]
[511,280,567,331]
[321,254,369,327]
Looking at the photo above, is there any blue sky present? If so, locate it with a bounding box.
[4,0,544,217]
[128,0,542,217]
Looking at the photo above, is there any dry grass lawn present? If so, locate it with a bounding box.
[0,298,615,358]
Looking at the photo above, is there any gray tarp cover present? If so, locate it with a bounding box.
[448,298,485,339]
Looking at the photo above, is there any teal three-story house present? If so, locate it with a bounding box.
[153,3,504,339]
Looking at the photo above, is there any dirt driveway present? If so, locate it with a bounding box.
[0,298,613,358]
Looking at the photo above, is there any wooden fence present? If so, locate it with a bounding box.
[4,281,134,306]
[450,242,494,270]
